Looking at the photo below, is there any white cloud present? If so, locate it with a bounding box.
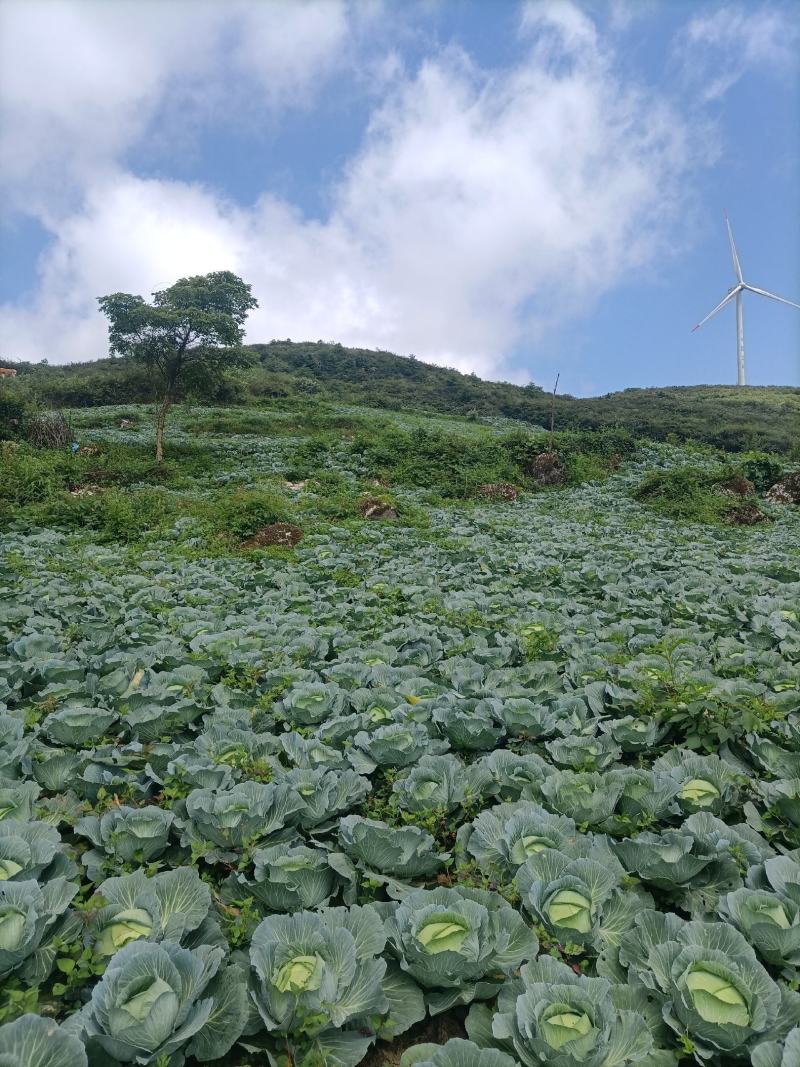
[0,0,351,217]
[519,0,600,56]
[675,4,799,102]
[1,0,704,379]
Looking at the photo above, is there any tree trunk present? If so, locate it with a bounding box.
[154,394,171,463]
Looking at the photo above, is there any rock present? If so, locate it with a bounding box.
[241,523,304,549]
[360,496,398,520]
[724,503,770,525]
[119,419,135,430]
[476,482,519,502]
[766,473,800,505]
[526,451,567,486]
[717,475,755,497]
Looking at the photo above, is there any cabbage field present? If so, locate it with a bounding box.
[1,407,799,1067]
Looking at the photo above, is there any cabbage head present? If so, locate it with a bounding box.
[180,781,304,862]
[0,1014,88,1067]
[233,843,354,912]
[353,722,448,771]
[614,813,771,915]
[0,877,79,983]
[249,905,421,1067]
[393,755,488,816]
[193,723,282,768]
[467,955,654,1067]
[400,1038,517,1067]
[618,909,792,1059]
[756,779,800,829]
[381,885,537,1014]
[540,771,625,827]
[147,754,234,796]
[473,751,552,802]
[545,734,622,773]
[67,939,247,1064]
[283,767,371,829]
[338,815,448,881]
[653,750,741,817]
[30,747,86,792]
[432,701,506,752]
[461,802,581,879]
[721,853,800,971]
[87,866,223,958]
[0,782,40,824]
[43,705,118,746]
[281,732,351,771]
[275,682,349,726]
[518,844,651,951]
[599,768,681,835]
[491,698,558,739]
[598,715,668,753]
[721,887,800,971]
[0,714,30,780]
[75,805,175,881]
[0,820,73,883]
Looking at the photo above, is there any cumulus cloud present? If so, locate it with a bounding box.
[0,0,351,217]
[2,0,705,376]
[675,3,799,102]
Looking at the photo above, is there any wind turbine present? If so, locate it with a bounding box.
[692,214,800,386]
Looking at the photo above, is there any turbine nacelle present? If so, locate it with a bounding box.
[692,215,800,385]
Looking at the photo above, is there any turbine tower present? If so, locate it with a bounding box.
[692,214,800,386]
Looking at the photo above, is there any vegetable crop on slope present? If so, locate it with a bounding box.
[0,430,799,1066]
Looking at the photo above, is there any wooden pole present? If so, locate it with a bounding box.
[549,373,559,453]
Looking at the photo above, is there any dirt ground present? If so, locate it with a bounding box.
[362,1012,467,1067]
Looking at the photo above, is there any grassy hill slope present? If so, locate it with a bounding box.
[3,340,798,453]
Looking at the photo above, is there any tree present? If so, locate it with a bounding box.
[97,271,258,461]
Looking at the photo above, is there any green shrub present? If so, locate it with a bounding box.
[24,488,180,542]
[348,425,520,498]
[633,466,730,523]
[207,487,291,540]
[184,413,275,436]
[0,443,71,506]
[738,452,784,493]
[300,471,362,519]
[0,382,37,440]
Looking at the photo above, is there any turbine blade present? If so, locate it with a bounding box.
[692,288,738,332]
[744,284,800,310]
[725,213,744,283]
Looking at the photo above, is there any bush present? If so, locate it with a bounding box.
[0,443,70,507]
[1,439,219,498]
[207,487,292,540]
[349,425,520,498]
[633,467,730,523]
[738,453,784,493]
[27,488,180,541]
[0,381,37,440]
[184,412,275,436]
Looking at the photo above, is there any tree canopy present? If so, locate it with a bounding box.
[98,271,258,459]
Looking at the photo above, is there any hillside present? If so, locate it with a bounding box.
[1,398,799,1066]
[250,342,800,453]
[3,340,799,452]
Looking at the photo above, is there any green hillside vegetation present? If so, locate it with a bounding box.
[0,401,639,542]
[0,392,799,1066]
[3,339,798,453]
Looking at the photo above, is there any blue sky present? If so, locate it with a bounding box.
[0,0,798,395]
